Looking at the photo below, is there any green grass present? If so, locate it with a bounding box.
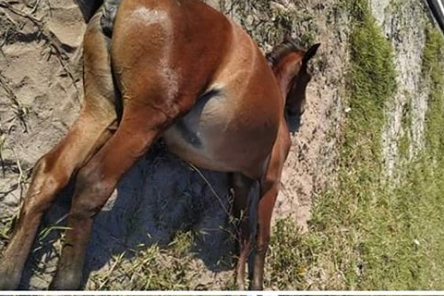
[87,231,229,290]
[265,1,444,290]
[423,26,444,158]
[308,0,398,288]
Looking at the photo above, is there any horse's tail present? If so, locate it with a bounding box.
[248,180,261,232]
[245,179,260,275]
[75,0,104,22]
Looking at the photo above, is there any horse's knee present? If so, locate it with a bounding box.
[71,165,114,219]
[255,233,270,254]
[256,214,273,254]
[261,176,280,194]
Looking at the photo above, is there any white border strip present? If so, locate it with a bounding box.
[1,292,444,296]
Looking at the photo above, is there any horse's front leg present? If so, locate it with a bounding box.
[249,123,291,291]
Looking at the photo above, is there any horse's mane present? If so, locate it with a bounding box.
[266,38,304,68]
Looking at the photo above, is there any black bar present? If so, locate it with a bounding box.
[426,0,444,33]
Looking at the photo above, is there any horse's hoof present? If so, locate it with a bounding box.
[248,282,263,291]
[236,282,246,291]
[49,271,82,291]
[0,268,21,290]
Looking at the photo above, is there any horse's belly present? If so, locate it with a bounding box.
[162,89,278,175]
[163,92,234,172]
[163,129,230,172]
[164,124,265,174]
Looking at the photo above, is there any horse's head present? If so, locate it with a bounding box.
[267,39,320,117]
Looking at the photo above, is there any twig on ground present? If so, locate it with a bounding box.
[11,149,26,201]
[30,0,42,14]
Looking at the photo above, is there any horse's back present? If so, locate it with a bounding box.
[111,0,232,100]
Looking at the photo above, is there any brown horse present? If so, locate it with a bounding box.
[0,0,319,290]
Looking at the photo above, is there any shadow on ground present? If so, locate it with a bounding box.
[19,141,234,289]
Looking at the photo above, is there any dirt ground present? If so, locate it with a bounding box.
[0,0,347,289]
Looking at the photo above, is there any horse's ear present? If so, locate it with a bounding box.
[303,43,321,63]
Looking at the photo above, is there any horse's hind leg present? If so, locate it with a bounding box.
[49,96,191,289]
[0,12,117,290]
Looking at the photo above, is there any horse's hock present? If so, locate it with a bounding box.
[0,0,344,289]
